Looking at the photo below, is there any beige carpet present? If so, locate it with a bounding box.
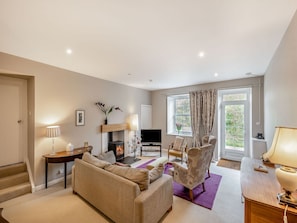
[0,160,244,223]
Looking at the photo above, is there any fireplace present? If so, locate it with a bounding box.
[108,141,124,161]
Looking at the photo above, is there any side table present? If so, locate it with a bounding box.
[43,146,92,188]
[240,157,297,222]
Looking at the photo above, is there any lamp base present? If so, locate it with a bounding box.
[277,192,297,208]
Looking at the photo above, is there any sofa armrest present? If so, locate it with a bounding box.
[134,174,173,223]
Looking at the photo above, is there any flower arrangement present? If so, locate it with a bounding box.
[95,101,122,121]
[129,135,142,158]
[176,123,182,134]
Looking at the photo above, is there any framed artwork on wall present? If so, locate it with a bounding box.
[76,110,85,126]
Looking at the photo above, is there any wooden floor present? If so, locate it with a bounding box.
[217,158,241,170]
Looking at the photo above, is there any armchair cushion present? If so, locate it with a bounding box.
[171,136,184,151]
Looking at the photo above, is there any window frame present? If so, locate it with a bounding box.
[167,94,192,136]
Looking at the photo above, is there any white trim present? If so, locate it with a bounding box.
[218,88,251,161]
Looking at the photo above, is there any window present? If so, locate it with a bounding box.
[167,94,192,136]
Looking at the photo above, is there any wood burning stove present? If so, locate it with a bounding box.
[108,141,124,161]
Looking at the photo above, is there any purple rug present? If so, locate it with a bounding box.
[136,159,156,168]
[137,160,222,210]
[165,163,222,209]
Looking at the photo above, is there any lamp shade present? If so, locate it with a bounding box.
[263,126,297,168]
[46,126,61,138]
[129,114,139,131]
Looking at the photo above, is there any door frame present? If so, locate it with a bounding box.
[218,88,251,161]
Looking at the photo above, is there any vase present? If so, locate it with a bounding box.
[104,118,108,124]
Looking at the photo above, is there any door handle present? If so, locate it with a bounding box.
[17,120,22,124]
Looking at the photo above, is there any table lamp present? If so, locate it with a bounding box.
[46,125,61,155]
[262,126,297,207]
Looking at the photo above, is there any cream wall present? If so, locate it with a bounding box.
[152,76,264,160]
[0,52,151,188]
[264,11,297,147]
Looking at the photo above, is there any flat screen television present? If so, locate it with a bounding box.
[141,129,162,144]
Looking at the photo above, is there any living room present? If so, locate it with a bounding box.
[1,1,297,223]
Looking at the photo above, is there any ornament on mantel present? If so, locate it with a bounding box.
[95,101,123,124]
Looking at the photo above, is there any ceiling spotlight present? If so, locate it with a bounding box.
[198,51,205,58]
[66,48,72,55]
[214,73,219,77]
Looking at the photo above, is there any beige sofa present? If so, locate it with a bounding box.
[72,154,173,223]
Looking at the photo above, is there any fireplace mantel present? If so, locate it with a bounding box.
[101,123,129,133]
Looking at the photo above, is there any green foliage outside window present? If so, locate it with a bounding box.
[225,104,244,148]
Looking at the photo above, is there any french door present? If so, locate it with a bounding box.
[219,88,251,161]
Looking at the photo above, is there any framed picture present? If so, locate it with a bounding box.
[76,110,85,126]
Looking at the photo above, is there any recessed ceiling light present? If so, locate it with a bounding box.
[198,51,205,58]
[214,73,219,77]
[66,48,72,55]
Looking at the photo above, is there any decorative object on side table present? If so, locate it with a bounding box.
[46,125,61,155]
[263,126,297,207]
[66,142,74,152]
[95,101,122,124]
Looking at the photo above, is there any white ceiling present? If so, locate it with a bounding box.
[0,1,297,90]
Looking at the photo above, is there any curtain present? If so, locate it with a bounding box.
[202,89,217,135]
[190,89,217,146]
[190,91,202,147]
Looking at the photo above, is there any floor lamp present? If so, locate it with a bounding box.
[46,126,61,155]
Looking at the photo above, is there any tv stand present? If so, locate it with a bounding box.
[140,143,162,157]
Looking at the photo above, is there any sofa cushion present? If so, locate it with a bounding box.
[98,151,116,164]
[82,152,111,168]
[104,165,149,191]
[149,163,164,183]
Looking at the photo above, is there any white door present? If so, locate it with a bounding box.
[0,76,27,166]
[219,88,251,161]
[140,104,152,129]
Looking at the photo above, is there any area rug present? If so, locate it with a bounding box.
[137,160,222,210]
[136,159,156,168]
[118,156,141,165]
[217,158,241,170]
[165,163,222,209]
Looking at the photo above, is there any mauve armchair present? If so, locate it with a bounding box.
[201,135,217,178]
[168,136,186,163]
[172,144,213,201]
